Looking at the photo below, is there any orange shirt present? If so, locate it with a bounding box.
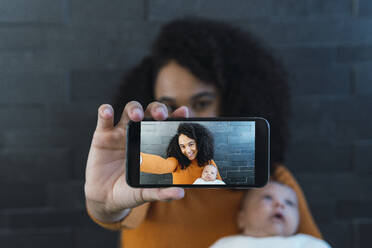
[140,152,222,184]
[88,165,322,248]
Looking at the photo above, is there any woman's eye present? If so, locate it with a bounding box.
[192,101,212,111]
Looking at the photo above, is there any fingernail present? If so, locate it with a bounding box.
[156,107,166,115]
[182,106,189,117]
[102,107,112,117]
[132,108,143,118]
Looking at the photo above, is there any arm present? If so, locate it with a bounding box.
[272,165,322,239]
[209,160,222,180]
[140,152,178,174]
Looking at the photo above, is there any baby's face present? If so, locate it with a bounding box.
[238,182,299,237]
[201,165,217,181]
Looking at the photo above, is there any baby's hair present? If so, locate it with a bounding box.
[203,164,216,170]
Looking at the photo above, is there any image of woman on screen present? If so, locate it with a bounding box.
[140,122,222,184]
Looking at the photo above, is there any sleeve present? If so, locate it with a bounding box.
[210,160,222,180]
[272,165,323,239]
[87,203,151,230]
[140,152,178,174]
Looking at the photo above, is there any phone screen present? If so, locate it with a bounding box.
[126,118,269,188]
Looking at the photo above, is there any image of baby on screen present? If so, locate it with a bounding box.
[210,181,331,248]
[193,165,226,185]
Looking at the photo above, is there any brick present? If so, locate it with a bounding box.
[7,209,94,228]
[359,0,372,17]
[337,45,372,62]
[148,0,350,21]
[286,141,352,173]
[317,221,352,248]
[225,154,252,162]
[46,21,156,53]
[228,135,254,144]
[356,62,372,95]
[337,201,372,219]
[141,135,163,145]
[72,70,124,104]
[214,135,228,144]
[73,228,119,248]
[0,148,72,182]
[0,214,9,228]
[0,128,93,148]
[354,140,372,174]
[0,104,46,129]
[72,144,94,180]
[0,46,147,74]
[241,19,372,46]
[213,153,226,161]
[354,219,372,248]
[229,125,254,133]
[0,73,68,103]
[275,46,337,68]
[140,172,172,185]
[46,102,98,129]
[0,0,65,23]
[295,173,371,203]
[307,201,336,223]
[288,64,350,95]
[290,96,372,143]
[0,27,45,50]
[226,171,254,179]
[47,181,85,210]
[0,229,73,248]
[69,0,144,22]
[0,183,45,209]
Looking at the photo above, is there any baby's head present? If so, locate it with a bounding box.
[201,165,218,181]
[237,181,299,237]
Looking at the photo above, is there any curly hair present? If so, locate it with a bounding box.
[113,17,291,172]
[166,123,214,169]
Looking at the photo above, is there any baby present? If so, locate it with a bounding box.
[193,165,225,185]
[210,181,331,248]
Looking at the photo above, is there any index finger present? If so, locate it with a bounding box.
[116,101,144,130]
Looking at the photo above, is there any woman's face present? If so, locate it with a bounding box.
[178,134,198,160]
[154,61,220,117]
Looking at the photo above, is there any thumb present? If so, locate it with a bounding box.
[142,187,185,202]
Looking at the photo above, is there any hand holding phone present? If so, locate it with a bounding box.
[126,118,270,188]
[84,101,186,223]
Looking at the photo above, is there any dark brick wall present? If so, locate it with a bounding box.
[140,121,255,185]
[1,0,371,247]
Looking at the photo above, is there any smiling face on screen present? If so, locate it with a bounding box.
[178,134,198,160]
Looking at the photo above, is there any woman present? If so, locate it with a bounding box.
[85,18,321,248]
[140,123,222,184]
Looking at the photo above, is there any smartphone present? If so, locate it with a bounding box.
[126,117,270,188]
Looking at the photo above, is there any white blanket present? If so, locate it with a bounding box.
[210,234,331,248]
